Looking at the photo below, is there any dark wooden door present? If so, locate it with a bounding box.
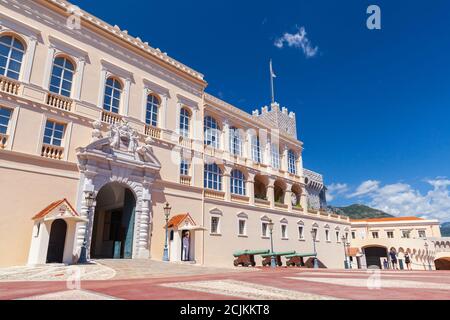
[46,219,67,263]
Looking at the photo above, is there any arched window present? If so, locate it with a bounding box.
[230,169,246,195]
[271,143,280,169]
[204,116,220,148]
[146,94,160,127]
[0,35,25,80]
[49,57,75,97]
[179,107,191,138]
[204,163,222,190]
[229,127,242,156]
[288,149,297,175]
[103,77,122,114]
[251,135,262,163]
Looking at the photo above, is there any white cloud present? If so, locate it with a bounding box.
[327,183,348,201]
[274,27,318,58]
[348,180,380,198]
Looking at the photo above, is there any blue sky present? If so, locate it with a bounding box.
[70,0,450,221]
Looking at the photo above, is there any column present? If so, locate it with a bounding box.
[73,57,86,100]
[137,180,152,258]
[97,68,107,108]
[282,145,289,172]
[161,94,168,130]
[297,152,304,177]
[286,183,293,212]
[300,187,308,212]
[223,120,230,152]
[22,36,37,84]
[123,78,131,116]
[76,171,97,258]
[247,172,255,205]
[42,45,56,90]
[223,166,232,201]
[264,139,271,167]
[268,178,275,209]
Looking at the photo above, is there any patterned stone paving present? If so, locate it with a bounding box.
[18,289,119,300]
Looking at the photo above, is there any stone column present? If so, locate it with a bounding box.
[286,183,293,212]
[268,178,275,209]
[123,78,131,116]
[300,187,308,213]
[223,166,232,201]
[223,120,230,152]
[137,180,152,258]
[42,45,56,90]
[282,145,289,172]
[247,172,255,205]
[22,36,37,84]
[73,57,86,100]
[76,171,97,258]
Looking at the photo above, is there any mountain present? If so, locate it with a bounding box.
[441,222,450,237]
[328,204,393,219]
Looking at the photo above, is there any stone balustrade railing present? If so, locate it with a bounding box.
[179,136,192,149]
[46,92,73,111]
[0,76,20,95]
[145,125,161,139]
[41,144,64,160]
[180,175,191,186]
[101,110,122,125]
[231,194,250,204]
[204,189,225,200]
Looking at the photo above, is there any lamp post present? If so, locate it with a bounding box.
[342,236,349,269]
[311,229,319,269]
[78,191,96,264]
[163,202,171,262]
[268,219,276,268]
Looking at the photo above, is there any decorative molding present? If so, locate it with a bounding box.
[143,78,170,97]
[48,35,89,60]
[100,59,134,81]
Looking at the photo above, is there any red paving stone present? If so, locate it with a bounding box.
[1,268,450,300]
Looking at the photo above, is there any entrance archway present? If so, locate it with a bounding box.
[46,219,67,263]
[90,183,137,259]
[363,246,388,269]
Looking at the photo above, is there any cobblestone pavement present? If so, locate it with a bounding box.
[1,263,450,300]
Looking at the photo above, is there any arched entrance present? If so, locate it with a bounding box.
[363,246,388,269]
[90,183,137,259]
[46,219,67,263]
[435,257,450,270]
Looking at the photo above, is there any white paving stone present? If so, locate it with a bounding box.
[17,289,119,300]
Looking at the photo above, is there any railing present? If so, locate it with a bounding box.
[145,125,161,139]
[46,93,73,111]
[255,198,270,207]
[41,144,64,160]
[319,210,329,217]
[0,76,20,95]
[231,194,250,204]
[275,202,288,210]
[292,205,303,212]
[180,175,191,186]
[0,133,8,149]
[204,189,225,200]
[101,110,122,125]
[308,209,318,215]
[179,136,192,149]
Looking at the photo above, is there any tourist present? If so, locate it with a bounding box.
[383,258,389,270]
[389,248,398,270]
[405,252,412,270]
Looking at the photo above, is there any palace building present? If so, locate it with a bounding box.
[0,0,447,270]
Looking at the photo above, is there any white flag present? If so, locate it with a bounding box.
[270,59,277,78]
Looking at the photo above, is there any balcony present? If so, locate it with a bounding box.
[255,198,270,208]
[101,110,122,125]
[204,189,225,200]
[231,194,250,204]
[292,205,303,212]
[0,76,20,95]
[179,136,192,149]
[180,175,191,186]
[275,202,288,210]
[145,125,161,139]
[41,144,64,160]
[46,93,73,112]
[0,133,8,149]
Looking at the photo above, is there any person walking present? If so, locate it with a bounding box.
[389,248,398,270]
[405,252,412,270]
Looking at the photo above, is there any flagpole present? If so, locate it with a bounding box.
[270,59,275,104]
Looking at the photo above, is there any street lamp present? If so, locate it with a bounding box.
[311,229,319,269]
[163,202,171,262]
[78,191,96,264]
[268,219,276,268]
[342,236,349,269]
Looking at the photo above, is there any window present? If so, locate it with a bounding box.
[103,77,122,114]
[271,143,280,169]
[418,230,426,238]
[402,230,411,239]
[0,35,25,80]
[298,226,304,239]
[211,216,220,234]
[281,224,288,239]
[288,150,297,175]
[145,94,160,127]
[0,107,12,134]
[372,232,379,239]
[180,159,190,176]
[262,222,269,237]
[49,57,75,97]
[179,108,191,138]
[387,231,394,239]
[325,229,330,241]
[251,135,262,163]
[204,116,220,148]
[238,219,246,236]
[351,231,356,239]
[230,169,246,195]
[229,127,242,156]
[204,163,222,190]
[43,120,65,147]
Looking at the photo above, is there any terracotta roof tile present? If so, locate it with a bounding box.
[350,216,424,223]
[166,213,192,228]
[32,199,79,220]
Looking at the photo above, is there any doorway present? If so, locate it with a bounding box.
[364,246,388,269]
[90,183,136,259]
[46,219,67,263]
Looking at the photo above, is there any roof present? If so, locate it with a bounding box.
[166,213,195,229]
[347,247,362,257]
[32,199,80,220]
[350,217,424,223]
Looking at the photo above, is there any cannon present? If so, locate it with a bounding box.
[261,251,296,267]
[286,253,317,267]
[233,249,270,267]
